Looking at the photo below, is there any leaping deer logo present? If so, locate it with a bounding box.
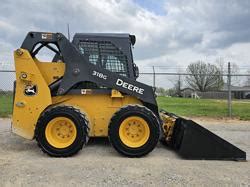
[24,85,37,96]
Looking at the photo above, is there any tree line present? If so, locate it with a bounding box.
[156,60,250,97]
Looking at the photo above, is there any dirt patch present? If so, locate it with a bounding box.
[0,118,249,186]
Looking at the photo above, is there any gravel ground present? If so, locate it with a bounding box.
[0,118,249,186]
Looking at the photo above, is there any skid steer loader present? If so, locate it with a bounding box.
[12,32,246,160]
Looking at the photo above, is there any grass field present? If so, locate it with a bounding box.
[0,94,13,118]
[157,96,250,120]
[1,95,250,120]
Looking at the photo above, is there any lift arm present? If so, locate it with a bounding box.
[21,32,158,113]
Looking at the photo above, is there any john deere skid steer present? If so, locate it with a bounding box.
[12,32,246,160]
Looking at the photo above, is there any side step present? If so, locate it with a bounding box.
[171,118,246,161]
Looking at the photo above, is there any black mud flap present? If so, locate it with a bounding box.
[171,118,246,161]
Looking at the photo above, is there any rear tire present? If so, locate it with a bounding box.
[108,105,160,157]
[35,106,89,157]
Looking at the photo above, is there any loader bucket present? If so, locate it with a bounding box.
[170,118,246,161]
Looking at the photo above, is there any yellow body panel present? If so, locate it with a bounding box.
[12,49,52,139]
[52,95,141,137]
[12,48,142,139]
[34,60,65,85]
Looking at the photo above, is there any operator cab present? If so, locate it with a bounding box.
[72,33,139,80]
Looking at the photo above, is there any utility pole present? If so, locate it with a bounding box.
[227,62,232,118]
[67,23,70,41]
[152,66,156,88]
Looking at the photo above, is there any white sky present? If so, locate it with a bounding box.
[0,0,250,89]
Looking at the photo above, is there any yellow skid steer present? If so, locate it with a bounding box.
[12,32,246,160]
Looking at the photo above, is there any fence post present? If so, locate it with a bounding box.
[227,62,232,118]
[152,66,155,88]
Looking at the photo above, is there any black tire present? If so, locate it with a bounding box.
[108,105,160,157]
[35,106,89,157]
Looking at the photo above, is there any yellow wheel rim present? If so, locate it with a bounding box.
[119,116,150,148]
[45,117,77,148]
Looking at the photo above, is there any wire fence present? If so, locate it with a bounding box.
[137,63,250,119]
[1,65,250,119]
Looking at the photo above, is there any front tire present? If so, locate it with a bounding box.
[108,105,160,157]
[35,106,89,157]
